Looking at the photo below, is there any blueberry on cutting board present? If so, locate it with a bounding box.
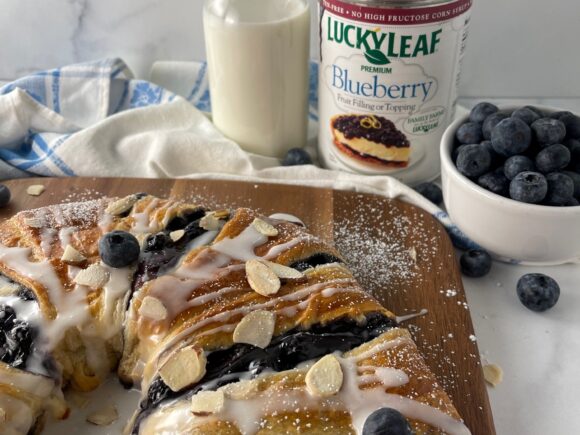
[460,249,492,278]
[517,273,560,312]
[0,185,10,208]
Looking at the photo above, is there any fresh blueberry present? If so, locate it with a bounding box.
[482,112,508,140]
[414,182,443,205]
[564,138,580,172]
[491,118,532,157]
[550,110,574,121]
[535,144,571,173]
[477,168,509,196]
[455,122,483,145]
[561,171,580,198]
[503,155,536,180]
[480,140,502,168]
[362,408,413,435]
[557,112,580,139]
[509,171,548,204]
[452,144,468,163]
[517,273,560,312]
[511,107,541,125]
[460,249,492,278]
[99,231,140,268]
[469,102,498,123]
[456,144,491,178]
[544,173,574,206]
[281,148,312,166]
[564,197,580,206]
[0,185,10,208]
[523,106,544,117]
[531,118,566,146]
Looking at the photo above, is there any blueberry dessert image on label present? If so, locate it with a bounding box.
[0,194,471,434]
[318,0,472,183]
[331,114,411,167]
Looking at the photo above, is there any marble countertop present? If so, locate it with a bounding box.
[458,97,580,435]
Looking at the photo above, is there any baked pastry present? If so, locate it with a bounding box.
[0,194,470,434]
[331,114,411,167]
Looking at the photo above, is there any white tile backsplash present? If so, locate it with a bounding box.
[0,0,579,98]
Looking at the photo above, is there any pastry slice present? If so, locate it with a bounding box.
[331,114,411,167]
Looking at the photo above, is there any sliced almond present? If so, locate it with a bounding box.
[262,261,304,279]
[233,310,276,349]
[61,245,86,264]
[73,264,110,289]
[246,259,280,296]
[26,184,45,196]
[139,295,168,321]
[199,212,227,231]
[221,379,259,400]
[86,404,118,426]
[190,390,225,415]
[0,407,5,423]
[169,229,185,242]
[0,284,19,297]
[159,345,207,392]
[105,194,138,216]
[305,354,343,397]
[24,216,44,228]
[483,363,503,387]
[213,209,230,219]
[252,218,278,237]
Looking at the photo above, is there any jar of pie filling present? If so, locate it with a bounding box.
[318,0,472,185]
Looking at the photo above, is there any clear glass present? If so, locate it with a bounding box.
[203,0,311,158]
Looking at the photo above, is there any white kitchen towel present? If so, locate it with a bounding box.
[0,58,477,250]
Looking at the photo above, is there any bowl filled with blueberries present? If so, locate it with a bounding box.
[441,103,580,265]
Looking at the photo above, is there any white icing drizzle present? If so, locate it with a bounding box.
[57,227,76,251]
[100,265,133,339]
[396,309,428,324]
[39,228,57,257]
[97,211,113,234]
[131,198,161,233]
[212,225,267,261]
[268,213,305,226]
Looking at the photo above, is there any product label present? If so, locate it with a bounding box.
[318,0,471,183]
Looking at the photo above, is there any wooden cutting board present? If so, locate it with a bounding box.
[0,177,494,434]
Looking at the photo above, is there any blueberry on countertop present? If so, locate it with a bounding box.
[509,171,548,204]
[477,168,510,196]
[0,185,11,208]
[503,155,536,180]
[99,230,140,268]
[281,148,312,166]
[362,408,413,435]
[470,102,498,124]
[460,249,492,278]
[531,118,566,146]
[511,106,541,125]
[482,112,508,140]
[517,273,560,312]
[455,122,483,145]
[491,118,532,157]
[535,144,571,173]
[414,182,443,205]
[544,173,574,206]
[456,144,491,178]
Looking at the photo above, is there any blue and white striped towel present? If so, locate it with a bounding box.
[0,58,476,251]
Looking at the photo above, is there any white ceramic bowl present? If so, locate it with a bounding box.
[441,105,580,265]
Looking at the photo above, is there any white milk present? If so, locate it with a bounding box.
[203,0,310,158]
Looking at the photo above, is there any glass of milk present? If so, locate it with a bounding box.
[203,0,310,158]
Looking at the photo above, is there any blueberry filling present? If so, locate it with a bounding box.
[289,253,343,272]
[131,313,396,432]
[0,304,36,369]
[130,208,209,298]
